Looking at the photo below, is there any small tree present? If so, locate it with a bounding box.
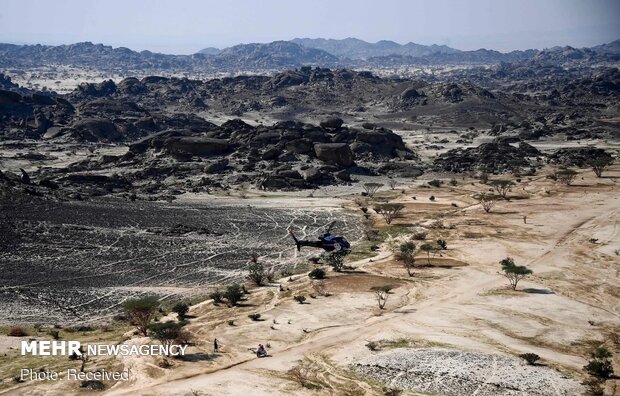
[247,254,266,286]
[420,243,436,265]
[588,157,613,178]
[294,295,307,304]
[172,302,190,321]
[224,283,244,306]
[489,179,515,199]
[554,169,577,185]
[477,192,496,213]
[148,321,187,356]
[323,250,348,272]
[500,257,533,290]
[374,203,405,224]
[388,179,398,190]
[371,285,394,309]
[124,296,159,336]
[209,289,224,304]
[399,242,416,277]
[363,183,383,197]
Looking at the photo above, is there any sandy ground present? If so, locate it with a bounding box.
[2,166,619,396]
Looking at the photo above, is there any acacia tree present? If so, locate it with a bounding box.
[370,285,394,309]
[587,157,614,178]
[363,183,383,197]
[124,296,160,336]
[477,192,496,213]
[489,179,515,199]
[554,169,578,185]
[147,321,188,356]
[500,257,533,290]
[399,242,416,276]
[420,243,436,265]
[374,203,405,224]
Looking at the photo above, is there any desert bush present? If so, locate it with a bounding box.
[500,257,533,290]
[477,192,496,213]
[554,169,578,185]
[489,179,515,199]
[371,285,394,309]
[437,239,447,250]
[247,254,267,286]
[124,296,160,336]
[388,179,398,190]
[428,179,443,188]
[172,302,190,321]
[363,182,383,197]
[323,250,349,272]
[449,178,458,186]
[429,195,436,201]
[224,284,244,306]
[294,295,307,304]
[8,327,28,337]
[519,353,540,365]
[584,359,614,379]
[309,268,326,279]
[209,289,224,304]
[49,330,60,340]
[412,230,428,240]
[366,341,379,351]
[248,313,261,321]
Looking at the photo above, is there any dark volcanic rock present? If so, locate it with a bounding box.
[314,143,355,167]
[71,118,120,141]
[434,141,541,172]
[320,117,344,129]
[164,137,232,157]
[548,147,613,167]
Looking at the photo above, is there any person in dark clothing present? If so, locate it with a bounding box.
[213,338,219,353]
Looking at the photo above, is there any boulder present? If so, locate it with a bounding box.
[72,118,120,141]
[320,117,344,129]
[285,138,313,154]
[314,143,355,167]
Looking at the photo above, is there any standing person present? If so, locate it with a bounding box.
[213,338,219,353]
[523,215,527,224]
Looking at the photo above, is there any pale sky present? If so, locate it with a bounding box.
[1,0,619,54]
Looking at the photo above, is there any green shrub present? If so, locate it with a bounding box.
[309,268,326,279]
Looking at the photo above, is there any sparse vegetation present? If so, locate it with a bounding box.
[124,296,160,336]
[584,346,614,379]
[500,257,533,290]
[437,239,447,250]
[420,243,436,265]
[294,295,307,304]
[209,289,224,304]
[388,179,398,190]
[247,253,268,286]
